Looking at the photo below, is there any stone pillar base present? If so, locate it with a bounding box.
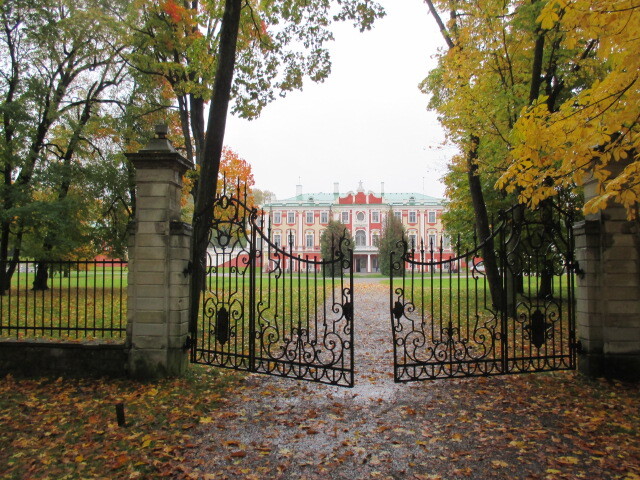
[128,347,189,380]
[579,353,640,381]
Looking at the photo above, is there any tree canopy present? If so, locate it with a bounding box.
[0,0,386,294]
[498,0,640,219]
[128,0,384,167]
[0,0,148,291]
[423,0,638,226]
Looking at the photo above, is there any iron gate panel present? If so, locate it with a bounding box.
[390,202,576,382]
[191,189,354,387]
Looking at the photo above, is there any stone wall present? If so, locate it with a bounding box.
[0,340,127,377]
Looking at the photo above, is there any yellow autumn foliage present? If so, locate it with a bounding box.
[499,0,640,218]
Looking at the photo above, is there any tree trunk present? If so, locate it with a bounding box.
[189,0,243,334]
[466,136,503,311]
[189,94,206,166]
[177,95,195,165]
[32,261,49,291]
[537,199,554,299]
[0,224,22,296]
[0,221,9,295]
[505,204,525,317]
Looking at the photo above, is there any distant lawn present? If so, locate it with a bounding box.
[1,267,128,341]
[6,266,128,290]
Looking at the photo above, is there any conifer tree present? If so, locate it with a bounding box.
[320,220,352,277]
[378,211,407,277]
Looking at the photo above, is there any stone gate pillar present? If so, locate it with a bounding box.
[574,162,640,381]
[125,125,194,378]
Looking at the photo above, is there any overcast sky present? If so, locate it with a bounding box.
[224,0,453,201]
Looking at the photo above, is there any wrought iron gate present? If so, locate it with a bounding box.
[390,202,576,382]
[191,188,354,387]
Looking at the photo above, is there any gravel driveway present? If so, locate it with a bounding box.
[184,279,640,480]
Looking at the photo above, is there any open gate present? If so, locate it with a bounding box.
[390,202,576,382]
[190,188,355,387]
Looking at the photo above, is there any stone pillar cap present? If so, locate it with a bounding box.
[125,124,194,173]
[141,124,177,153]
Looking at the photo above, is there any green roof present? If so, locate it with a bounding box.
[265,193,337,207]
[382,193,443,206]
[263,192,443,208]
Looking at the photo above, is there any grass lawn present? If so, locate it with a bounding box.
[6,267,128,290]
[1,267,128,341]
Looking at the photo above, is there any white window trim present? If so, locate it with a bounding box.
[428,233,437,249]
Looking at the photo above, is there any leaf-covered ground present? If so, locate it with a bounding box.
[1,281,639,479]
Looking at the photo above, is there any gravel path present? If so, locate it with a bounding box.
[184,279,640,480]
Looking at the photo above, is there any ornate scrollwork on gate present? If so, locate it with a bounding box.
[253,231,354,386]
[390,200,575,382]
[191,187,355,387]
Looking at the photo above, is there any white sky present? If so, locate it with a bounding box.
[224,0,453,201]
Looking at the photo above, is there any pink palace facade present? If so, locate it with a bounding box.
[262,182,453,273]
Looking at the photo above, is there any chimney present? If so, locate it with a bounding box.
[296,184,302,197]
[334,182,339,194]
[381,182,385,196]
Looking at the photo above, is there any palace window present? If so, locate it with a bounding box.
[287,212,295,224]
[273,233,281,248]
[428,211,436,223]
[341,211,349,223]
[443,235,451,250]
[287,232,296,247]
[394,211,402,220]
[356,211,365,222]
[372,233,380,247]
[320,211,328,224]
[306,232,314,248]
[409,211,417,223]
[306,211,314,224]
[273,212,281,224]
[409,234,417,249]
[428,233,437,249]
[372,211,379,223]
[355,230,366,247]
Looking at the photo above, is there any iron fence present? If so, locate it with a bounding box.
[0,259,127,340]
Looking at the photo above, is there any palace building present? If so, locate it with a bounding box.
[262,182,452,273]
